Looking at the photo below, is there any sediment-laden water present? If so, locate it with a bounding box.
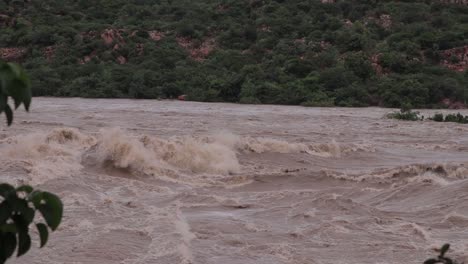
[2,98,468,264]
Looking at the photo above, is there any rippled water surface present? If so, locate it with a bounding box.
[2,98,468,264]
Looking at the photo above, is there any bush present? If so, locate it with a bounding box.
[387,109,423,121]
[444,113,468,123]
[344,52,375,80]
[430,112,468,124]
[432,113,444,122]
[301,91,335,107]
[239,96,261,104]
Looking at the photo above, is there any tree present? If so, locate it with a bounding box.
[0,60,63,264]
[344,52,375,80]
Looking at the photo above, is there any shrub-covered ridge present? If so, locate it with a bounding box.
[0,0,467,108]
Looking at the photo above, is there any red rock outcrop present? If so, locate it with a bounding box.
[116,55,127,64]
[0,14,14,27]
[148,31,165,41]
[0,47,27,62]
[441,46,468,72]
[442,98,467,109]
[176,37,216,62]
[439,0,468,5]
[258,25,271,32]
[78,50,98,64]
[371,54,385,75]
[43,46,56,61]
[100,29,125,46]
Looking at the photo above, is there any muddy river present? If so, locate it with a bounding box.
[2,98,468,264]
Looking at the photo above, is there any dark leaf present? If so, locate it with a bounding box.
[8,79,24,109]
[12,214,28,236]
[17,69,31,111]
[16,185,33,194]
[22,79,32,111]
[17,232,31,257]
[5,103,13,126]
[0,202,11,223]
[2,232,17,260]
[423,259,439,264]
[6,195,20,211]
[28,190,43,208]
[440,244,450,257]
[0,184,15,198]
[8,196,31,220]
[0,94,6,113]
[6,63,22,77]
[0,223,17,233]
[0,69,12,95]
[0,234,4,264]
[38,192,63,231]
[36,223,49,248]
[438,257,454,264]
[8,78,30,110]
[19,205,35,224]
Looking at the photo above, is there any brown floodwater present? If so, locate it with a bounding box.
[1,98,468,264]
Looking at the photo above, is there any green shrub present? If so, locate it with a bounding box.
[387,109,423,121]
[432,113,444,122]
[429,112,468,124]
[239,96,261,104]
[444,113,468,123]
[301,91,335,107]
[444,113,459,123]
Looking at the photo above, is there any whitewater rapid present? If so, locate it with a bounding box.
[1,98,468,264]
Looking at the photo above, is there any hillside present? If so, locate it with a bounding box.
[1,0,467,108]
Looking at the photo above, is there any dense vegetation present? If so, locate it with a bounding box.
[387,108,468,124]
[1,0,467,107]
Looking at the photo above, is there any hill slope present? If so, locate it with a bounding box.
[1,0,467,108]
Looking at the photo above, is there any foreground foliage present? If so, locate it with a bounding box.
[0,184,63,264]
[424,244,464,264]
[0,60,63,263]
[0,61,31,125]
[1,0,467,107]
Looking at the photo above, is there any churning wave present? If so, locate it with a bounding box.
[0,127,370,185]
